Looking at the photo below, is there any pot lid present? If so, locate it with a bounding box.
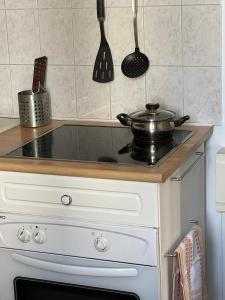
[130,103,175,122]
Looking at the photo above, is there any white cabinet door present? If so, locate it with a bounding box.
[0,171,158,227]
[159,149,205,300]
[221,214,225,300]
[177,152,205,235]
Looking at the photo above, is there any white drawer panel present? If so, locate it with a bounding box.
[5,184,140,212]
[0,172,158,227]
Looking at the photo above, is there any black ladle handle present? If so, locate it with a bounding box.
[97,0,105,21]
[117,113,131,126]
[97,0,107,43]
[132,0,139,49]
[174,115,190,127]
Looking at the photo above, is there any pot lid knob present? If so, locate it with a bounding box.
[146,103,160,112]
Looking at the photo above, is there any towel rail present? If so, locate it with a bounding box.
[170,152,204,182]
[164,220,199,258]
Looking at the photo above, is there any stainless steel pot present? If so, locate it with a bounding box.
[118,138,174,165]
[117,103,190,140]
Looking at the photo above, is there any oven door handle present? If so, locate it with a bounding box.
[11,253,138,277]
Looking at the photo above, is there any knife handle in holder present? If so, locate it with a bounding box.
[32,56,48,94]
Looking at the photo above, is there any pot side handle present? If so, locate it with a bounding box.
[118,143,132,155]
[174,115,190,127]
[117,113,130,126]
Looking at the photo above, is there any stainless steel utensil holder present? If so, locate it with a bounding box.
[18,90,50,128]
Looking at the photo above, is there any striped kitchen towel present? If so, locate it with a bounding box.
[172,225,207,300]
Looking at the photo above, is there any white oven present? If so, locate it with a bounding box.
[0,213,160,300]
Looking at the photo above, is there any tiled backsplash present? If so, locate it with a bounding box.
[0,0,222,124]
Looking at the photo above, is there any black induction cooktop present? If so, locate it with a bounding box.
[5,125,194,167]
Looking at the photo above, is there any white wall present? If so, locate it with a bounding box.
[206,1,225,298]
[206,131,223,299]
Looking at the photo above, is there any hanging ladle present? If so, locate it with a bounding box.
[121,0,149,78]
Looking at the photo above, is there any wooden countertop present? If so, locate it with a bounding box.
[0,120,213,183]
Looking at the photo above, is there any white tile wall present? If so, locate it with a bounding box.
[107,0,144,7]
[72,0,96,8]
[0,0,222,124]
[108,7,144,66]
[0,11,9,64]
[184,67,221,124]
[39,9,74,65]
[5,0,38,9]
[183,5,221,66]
[111,67,146,118]
[182,0,220,4]
[47,66,76,118]
[73,9,99,65]
[76,66,110,119]
[146,66,183,115]
[144,6,182,66]
[10,65,34,116]
[0,65,13,115]
[38,0,71,8]
[144,0,181,7]
[6,9,40,64]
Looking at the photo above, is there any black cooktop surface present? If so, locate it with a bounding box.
[6,125,194,167]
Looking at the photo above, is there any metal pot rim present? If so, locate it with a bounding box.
[129,109,176,123]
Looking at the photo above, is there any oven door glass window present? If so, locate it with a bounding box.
[14,277,139,300]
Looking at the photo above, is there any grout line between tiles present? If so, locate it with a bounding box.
[0,4,221,10]
[8,65,14,116]
[181,4,185,116]
[106,2,112,119]
[4,4,14,116]
[71,5,77,118]
[109,76,112,119]
[143,6,148,104]
[37,0,42,56]
[4,7,10,65]
[74,66,78,119]
[0,63,221,68]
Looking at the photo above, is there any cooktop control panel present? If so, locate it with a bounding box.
[17,225,108,252]
[0,215,158,266]
[17,226,47,244]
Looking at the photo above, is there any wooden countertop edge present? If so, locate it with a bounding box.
[0,159,164,182]
[0,121,213,183]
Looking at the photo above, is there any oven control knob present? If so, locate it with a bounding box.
[94,237,109,252]
[33,229,46,244]
[61,195,72,206]
[17,228,31,243]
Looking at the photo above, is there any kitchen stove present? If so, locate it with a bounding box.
[5,124,193,167]
[0,213,159,300]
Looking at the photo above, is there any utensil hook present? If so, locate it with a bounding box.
[132,0,139,49]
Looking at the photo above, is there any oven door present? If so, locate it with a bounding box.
[0,249,160,300]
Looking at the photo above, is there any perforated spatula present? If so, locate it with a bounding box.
[93,0,114,83]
